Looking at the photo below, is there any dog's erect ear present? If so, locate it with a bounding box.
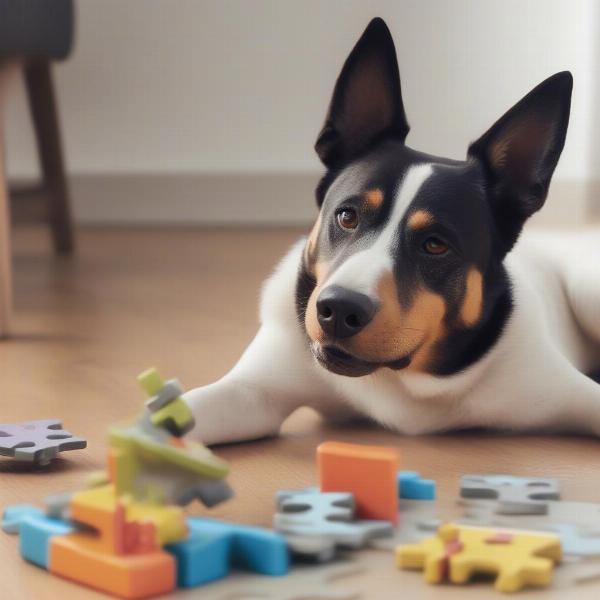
[315,17,409,168]
[469,72,572,249]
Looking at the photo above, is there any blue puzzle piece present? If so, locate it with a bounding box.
[166,517,289,587]
[188,518,289,576]
[2,505,44,534]
[166,518,289,588]
[20,514,74,568]
[165,528,232,587]
[398,471,436,500]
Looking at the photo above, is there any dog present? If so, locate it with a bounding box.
[183,17,600,445]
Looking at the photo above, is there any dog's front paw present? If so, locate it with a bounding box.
[182,380,285,446]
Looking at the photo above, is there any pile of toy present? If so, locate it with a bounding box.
[3,369,600,598]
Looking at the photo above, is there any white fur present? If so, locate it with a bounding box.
[183,228,600,445]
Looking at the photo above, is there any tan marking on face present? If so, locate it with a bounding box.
[304,261,328,343]
[345,271,447,372]
[461,268,483,327]
[408,209,434,230]
[364,188,384,210]
[304,213,322,271]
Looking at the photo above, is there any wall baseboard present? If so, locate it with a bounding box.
[11,173,600,227]
[69,172,321,226]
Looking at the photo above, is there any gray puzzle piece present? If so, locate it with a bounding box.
[44,492,75,521]
[274,489,393,562]
[144,379,183,413]
[111,418,232,507]
[460,474,560,515]
[461,499,600,556]
[127,457,234,507]
[0,420,87,466]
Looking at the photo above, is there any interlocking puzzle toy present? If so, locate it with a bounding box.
[0,419,86,466]
[318,441,400,524]
[137,368,195,436]
[167,517,289,587]
[274,488,393,562]
[398,471,436,500]
[1,368,249,599]
[461,474,560,515]
[397,523,562,593]
[108,371,232,507]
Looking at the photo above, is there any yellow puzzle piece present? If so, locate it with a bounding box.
[397,523,562,593]
[71,484,187,546]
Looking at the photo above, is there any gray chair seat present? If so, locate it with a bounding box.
[0,0,73,60]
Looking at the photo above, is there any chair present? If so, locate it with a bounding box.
[0,0,75,337]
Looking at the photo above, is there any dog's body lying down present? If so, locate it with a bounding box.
[183,19,600,445]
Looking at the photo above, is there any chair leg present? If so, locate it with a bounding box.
[0,71,13,338]
[24,61,74,255]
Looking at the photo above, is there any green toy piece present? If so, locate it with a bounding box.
[107,368,232,507]
[137,367,195,436]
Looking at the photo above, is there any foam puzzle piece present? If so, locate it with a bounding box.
[108,417,232,506]
[190,518,289,576]
[2,504,75,568]
[397,523,562,592]
[166,526,232,587]
[44,484,179,598]
[2,504,44,534]
[0,419,86,465]
[138,368,195,436]
[460,500,600,556]
[49,533,176,599]
[166,518,288,587]
[318,441,399,523]
[144,379,183,413]
[274,489,393,562]
[45,492,74,521]
[398,471,436,500]
[460,474,560,515]
[70,484,188,548]
[369,499,441,551]
[215,563,365,600]
[462,498,600,528]
[19,513,75,568]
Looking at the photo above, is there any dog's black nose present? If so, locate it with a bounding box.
[316,286,376,339]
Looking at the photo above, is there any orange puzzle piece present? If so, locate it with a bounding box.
[317,441,400,524]
[47,485,182,598]
[50,534,175,599]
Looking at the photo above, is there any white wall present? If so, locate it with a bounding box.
[5,1,599,203]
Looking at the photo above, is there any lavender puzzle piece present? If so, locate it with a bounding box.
[460,474,560,515]
[0,420,86,466]
[274,489,392,562]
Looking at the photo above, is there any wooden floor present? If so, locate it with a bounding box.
[2,226,600,599]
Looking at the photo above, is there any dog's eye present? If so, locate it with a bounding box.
[336,208,359,230]
[423,236,449,255]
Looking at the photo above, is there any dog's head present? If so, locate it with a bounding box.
[297,17,572,378]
